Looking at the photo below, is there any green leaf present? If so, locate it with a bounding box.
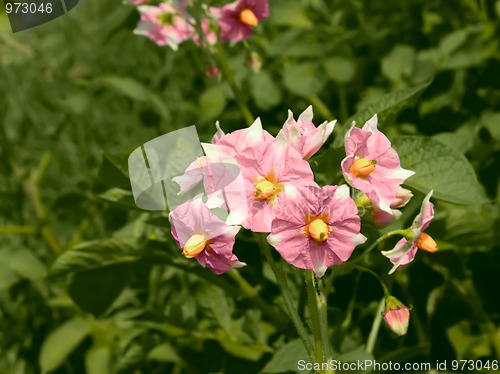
[283,62,325,97]
[267,2,312,28]
[69,264,128,317]
[393,136,488,205]
[446,322,491,360]
[99,188,140,210]
[381,44,416,83]
[0,247,47,281]
[39,316,91,374]
[96,76,168,119]
[251,71,282,110]
[345,80,432,127]
[323,56,357,84]
[0,262,19,292]
[199,84,227,122]
[97,76,151,102]
[147,343,180,363]
[98,148,135,188]
[50,238,143,278]
[261,338,309,373]
[85,346,111,374]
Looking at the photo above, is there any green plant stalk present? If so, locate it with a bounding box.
[11,153,63,255]
[216,41,254,126]
[366,297,385,354]
[256,233,314,360]
[305,270,326,372]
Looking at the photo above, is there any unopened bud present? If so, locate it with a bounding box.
[384,296,410,336]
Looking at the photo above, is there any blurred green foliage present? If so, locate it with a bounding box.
[1,0,500,373]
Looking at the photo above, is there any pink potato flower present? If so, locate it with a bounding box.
[170,197,245,275]
[267,185,366,277]
[381,190,437,274]
[278,106,336,160]
[217,0,270,42]
[134,3,194,50]
[341,115,415,214]
[231,134,316,233]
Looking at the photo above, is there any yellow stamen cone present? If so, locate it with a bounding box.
[308,219,329,242]
[239,8,258,27]
[254,180,275,199]
[417,232,437,253]
[349,158,376,177]
[183,234,207,258]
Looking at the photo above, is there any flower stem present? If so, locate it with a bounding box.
[353,265,390,297]
[366,297,385,354]
[351,228,413,265]
[305,270,326,372]
[256,233,314,360]
[216,41,254,126]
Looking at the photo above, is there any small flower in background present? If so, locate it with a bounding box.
[382,190,437,274]
[278,106,336,160]
[341,115,415,214]
[170,198,245,274]
[218,0,270,42]
[205,66,220,78]
[383,296,410,336]
[267,185,366,277]
[134,3,194,49]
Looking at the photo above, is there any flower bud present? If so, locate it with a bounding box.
[354,193,372,208]
[205,66,220,79]
[383,296,410,336]
[390,187,413,209]
[373,209,402,227]
[247,51,262,73]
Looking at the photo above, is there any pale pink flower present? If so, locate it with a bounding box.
[278,106,336,160]
[217,0,270,42]
[204,117,274,158]
[383,296,410,336]
[170,198,245,274]
[267,185,366,277]
[382,190,437,274]
[229,134,315,232]
[341,115,415,214]
[134,3,194,50]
